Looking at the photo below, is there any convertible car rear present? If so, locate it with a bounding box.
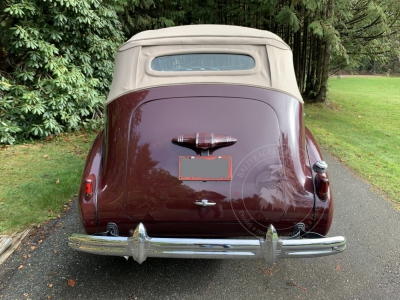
[68,25,346,264]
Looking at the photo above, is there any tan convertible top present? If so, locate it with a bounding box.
[107,25,302,103]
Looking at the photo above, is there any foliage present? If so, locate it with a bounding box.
[119,0,188,37]
[0,0,125,144]
[275,6,299,32]
[332,0,400,74]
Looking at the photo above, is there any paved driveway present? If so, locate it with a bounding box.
[0,152,399,299]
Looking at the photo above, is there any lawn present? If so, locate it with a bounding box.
[305,76,400,202]
[0,132,96,234]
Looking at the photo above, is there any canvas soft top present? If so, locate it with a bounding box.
[107,25,302,103]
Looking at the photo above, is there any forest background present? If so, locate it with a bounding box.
[0,0,399,144]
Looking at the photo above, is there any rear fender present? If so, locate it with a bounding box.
[305,127,333,236]
[78,131,104,234]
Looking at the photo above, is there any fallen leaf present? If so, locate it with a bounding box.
[24,293,29,297]
[18,265,24,269]
[43,155,48,159]
[259,268,267,274]
[54,250,58,254]
[55,179,60,184]
[15,152,18,156]
[49,284,53,288]
[23,254,27,259]
[68,279,76,287]
[336,264,342,273]
[267,267,281,276]
[31,246,36,250]
[289,280,307,291]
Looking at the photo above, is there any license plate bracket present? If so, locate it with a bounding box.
[179,156,232,181]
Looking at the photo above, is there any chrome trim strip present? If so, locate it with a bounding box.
[68,224,346,264]
[194,199,216,206]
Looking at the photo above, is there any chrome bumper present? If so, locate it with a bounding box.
[68,223,346,264]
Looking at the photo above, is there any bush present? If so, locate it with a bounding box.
[0,0,125,144]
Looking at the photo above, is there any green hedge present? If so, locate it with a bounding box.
[0,0,125,144]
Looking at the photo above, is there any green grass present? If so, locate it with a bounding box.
[0,132,96,234]
[305,76,400,202]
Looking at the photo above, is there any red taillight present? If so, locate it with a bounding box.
[85,180,92,194]
[84,177,95,201]
[315,174,329,201]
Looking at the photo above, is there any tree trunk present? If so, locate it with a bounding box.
[305,33,316,96]
[315,37,332,102]
[316,0,335,102]
[300,14,308,92]
[0,41,7,73]
[314,38,325,96]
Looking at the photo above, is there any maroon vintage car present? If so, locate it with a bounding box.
[68,25,346,264]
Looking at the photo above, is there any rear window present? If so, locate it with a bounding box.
[151,53,255,71]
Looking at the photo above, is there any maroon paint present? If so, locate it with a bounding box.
[78,85,332,237]
[78,131,103,232]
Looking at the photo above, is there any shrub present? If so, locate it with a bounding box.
[0,0,125,144]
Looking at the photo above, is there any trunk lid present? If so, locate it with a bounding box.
[125,96,288,223]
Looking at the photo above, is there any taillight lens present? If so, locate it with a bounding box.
[315,174,329,201]
[85,180,92,194]
[83,175,95,200]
